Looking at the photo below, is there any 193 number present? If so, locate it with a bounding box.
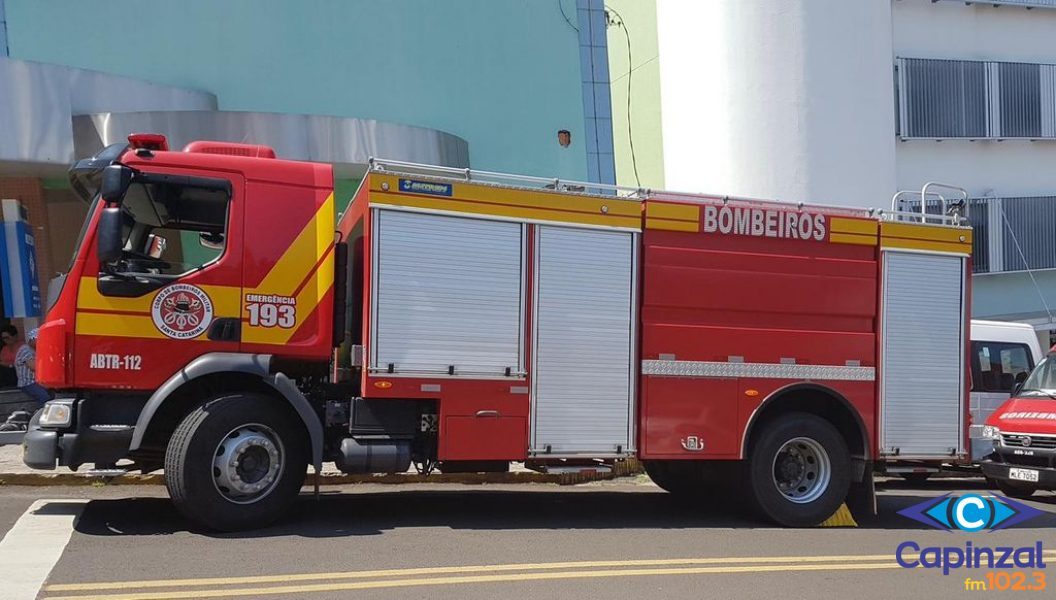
[246,303,296,328]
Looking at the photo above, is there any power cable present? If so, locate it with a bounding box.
[558,0,579,33]
[1000,205,1054,323]
[606,6,641,187]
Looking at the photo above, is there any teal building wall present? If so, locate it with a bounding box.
[5,0,591,180]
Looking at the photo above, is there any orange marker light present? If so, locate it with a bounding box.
[744,389,760,397]
[373,381,393,389]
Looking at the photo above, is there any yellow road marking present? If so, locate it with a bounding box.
[45,562,904,600]
[45,553,914,592]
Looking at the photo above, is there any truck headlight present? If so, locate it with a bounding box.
[981,425,1001,440]
[39,401,73,428]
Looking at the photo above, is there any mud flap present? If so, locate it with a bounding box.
[845,461,876,520]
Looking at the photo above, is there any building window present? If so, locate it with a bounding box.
[935,0,1056,8]
[904,196,1056,274]
[897,58,1056,139]
[899,59,986,138]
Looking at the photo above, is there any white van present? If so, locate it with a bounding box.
[968,320,1044,461]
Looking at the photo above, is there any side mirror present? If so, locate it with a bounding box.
[100,165,133,203]
[1012,372,1028,397]
[97,207,124,263]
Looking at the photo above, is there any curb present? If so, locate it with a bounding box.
[0,459,644,487]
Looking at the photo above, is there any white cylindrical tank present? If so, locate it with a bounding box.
[656,0,897,208]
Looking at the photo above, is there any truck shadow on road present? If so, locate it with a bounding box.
[70,485,1056,539]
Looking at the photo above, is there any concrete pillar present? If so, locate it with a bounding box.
[656,0,898,208]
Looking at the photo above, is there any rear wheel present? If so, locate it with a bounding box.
[165,393,309,531]
[746,413,850,527]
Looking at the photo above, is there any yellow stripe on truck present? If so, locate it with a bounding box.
[243,193,336,345]
[370,173,641,230]
[880,221,972,254]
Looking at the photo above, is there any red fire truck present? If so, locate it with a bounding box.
[23,135,973,530]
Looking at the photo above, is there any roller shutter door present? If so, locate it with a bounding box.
[880,251,966,457]
[531,226,636,455]
[371,210,524,376]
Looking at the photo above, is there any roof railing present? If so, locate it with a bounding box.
[369,158,971,226]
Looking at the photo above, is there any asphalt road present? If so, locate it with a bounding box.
[0,477,1054,600]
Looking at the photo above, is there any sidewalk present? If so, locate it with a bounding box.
[0,444,644,486]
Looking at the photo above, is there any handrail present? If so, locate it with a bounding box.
[370,158,970,225]
[890,182,969,225]
[369,157,644,199]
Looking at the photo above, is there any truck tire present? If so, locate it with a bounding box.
[746,413,851,527]
[164,393,309,531]
[993,478,1036,499]
[643,460,708,495]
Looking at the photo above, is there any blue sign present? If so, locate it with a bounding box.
[398,178,453,197]
[897,493,1043,532]
[0,220,42,318]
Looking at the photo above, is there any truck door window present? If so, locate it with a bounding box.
[106,180,229,278]
[969,341,1034,393]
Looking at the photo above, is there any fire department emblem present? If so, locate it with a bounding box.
[151,284,214,340]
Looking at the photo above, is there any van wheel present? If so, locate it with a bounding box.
[747,413,850,527]
[165,393,309,531]
[994,479,1036,499]
[644,461,708,495]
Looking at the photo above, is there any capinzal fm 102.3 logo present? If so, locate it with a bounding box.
[898,493,1044,532]
[895,494,1047,578]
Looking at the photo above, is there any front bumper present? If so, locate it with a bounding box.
[981,448,1056,489]
[22,399,135,470]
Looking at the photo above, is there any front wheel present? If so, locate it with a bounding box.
[991,478,1037,499]
[164,393,309,531]
[746,413,851,527]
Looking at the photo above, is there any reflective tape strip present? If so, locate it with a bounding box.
[641,360,875,381]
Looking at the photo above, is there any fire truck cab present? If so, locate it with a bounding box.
[24,135,974,530]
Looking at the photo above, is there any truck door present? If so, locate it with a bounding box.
[76,172,244,389]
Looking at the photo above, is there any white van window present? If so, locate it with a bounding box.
[970,341,1034,393]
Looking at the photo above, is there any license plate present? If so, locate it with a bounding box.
[1009,467,1040,483]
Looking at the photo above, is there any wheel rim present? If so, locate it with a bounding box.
[771,436,831,504]
[212,423,285,505]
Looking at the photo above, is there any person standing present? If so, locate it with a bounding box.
[0,325,19,388]
[13,328,49,404]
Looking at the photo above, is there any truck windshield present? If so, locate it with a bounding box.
[108,180,229,277]
[1017,355,1056,398]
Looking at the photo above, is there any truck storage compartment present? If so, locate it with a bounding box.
[880,250,967,457]
[530,226,637,455]
[370,209,525,377]
[441,416,527,461]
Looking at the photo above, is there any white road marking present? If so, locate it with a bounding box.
[0,499,88,600]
